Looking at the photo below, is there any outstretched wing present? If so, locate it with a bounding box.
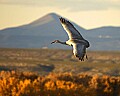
[60,17,84,40]
[73,43,86,61]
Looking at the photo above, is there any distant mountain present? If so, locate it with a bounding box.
[0,13,120,50]
[86,26,120,50]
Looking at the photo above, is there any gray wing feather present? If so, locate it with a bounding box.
[60,17,84,40]
[73,43,86,60]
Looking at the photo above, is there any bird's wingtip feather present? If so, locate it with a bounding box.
[59,17,66,24]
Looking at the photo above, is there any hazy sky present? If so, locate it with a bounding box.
[0,0,120,30]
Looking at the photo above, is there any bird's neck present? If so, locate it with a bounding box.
[58,41,67,45]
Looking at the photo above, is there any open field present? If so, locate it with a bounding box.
[0,48,120,96]
[0,48,120,76]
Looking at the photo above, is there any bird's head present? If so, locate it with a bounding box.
[51,40,60,44]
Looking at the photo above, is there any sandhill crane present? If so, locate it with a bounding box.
[51,17,90,61]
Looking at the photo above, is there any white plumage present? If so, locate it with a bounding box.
[51,17,90,61]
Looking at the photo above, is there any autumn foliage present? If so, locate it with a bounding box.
[0,71,120,96]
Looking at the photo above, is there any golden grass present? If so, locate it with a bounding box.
[0,71,120,96]
[0,48,120,95]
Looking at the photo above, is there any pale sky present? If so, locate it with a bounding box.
[0,0,120,30]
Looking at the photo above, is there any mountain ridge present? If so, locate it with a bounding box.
[0,13,120,50]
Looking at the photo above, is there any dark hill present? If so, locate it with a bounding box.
[0,13,120,50]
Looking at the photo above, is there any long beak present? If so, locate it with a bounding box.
[51,41,55,44]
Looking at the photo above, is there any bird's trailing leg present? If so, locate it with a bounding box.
[86,54,88,60]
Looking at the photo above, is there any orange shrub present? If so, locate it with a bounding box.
[0,71,120,96]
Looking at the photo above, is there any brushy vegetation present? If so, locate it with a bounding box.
[0,48,120,95]
[0,71,120,96]
[0,48,120,76]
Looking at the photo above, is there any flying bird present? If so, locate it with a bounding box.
[51,17,90,61]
